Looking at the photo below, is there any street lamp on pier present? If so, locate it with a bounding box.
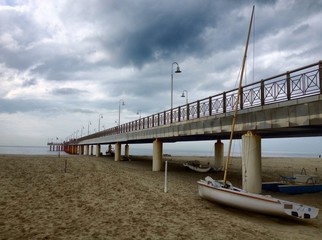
[75,130,79,139]
[118,99,125,127]
[171,62,182,110]
[88,121,91,135]
[181,90,188,104]
[98,114,103,132]
[80,126,84,137]
[137,110,141,119]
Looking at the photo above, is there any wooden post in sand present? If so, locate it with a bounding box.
[164,160,168,193]
[242,131,262,193]
[64,157,67,173]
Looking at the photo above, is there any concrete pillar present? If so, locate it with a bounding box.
[79,145,84,155]
[214,139,224,171]
[96,144,101,157]
[115,143,122,161]
[90,145,94,155]
[125,144,129,158]
[242,131,262,194]
[86,145,89,155]
[153,139,163,171]
[107,144,112,155]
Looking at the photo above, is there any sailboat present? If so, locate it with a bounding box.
[197,6,319,219]
[183,161,212,173]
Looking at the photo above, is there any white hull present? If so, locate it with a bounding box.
[183,163,212,173]
[197,179,319,219]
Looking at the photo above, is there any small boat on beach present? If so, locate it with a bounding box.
[278,184,322,194]
[262,168,322,194]
[198,177,319,219]
[183,161,212,173]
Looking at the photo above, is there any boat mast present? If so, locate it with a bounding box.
[223,5,255,185]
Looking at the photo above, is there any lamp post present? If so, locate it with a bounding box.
[56,137,61,157]
[137,110,141,119]
[118,99,125,127]
[181,90,188,104]
[98,114,103,132]
[87,121,91,135]
[171,62,182,110]
[80,126,84,137]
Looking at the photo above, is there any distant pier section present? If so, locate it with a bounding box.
[47,141,64,151]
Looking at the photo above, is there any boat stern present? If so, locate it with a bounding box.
[282,202,319,219]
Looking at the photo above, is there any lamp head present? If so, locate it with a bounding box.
[181,92,185,97]
[175,66,181,73]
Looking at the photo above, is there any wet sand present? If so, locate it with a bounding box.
[0,154,321,239]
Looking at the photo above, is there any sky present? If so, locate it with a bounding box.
[0,0,321,155]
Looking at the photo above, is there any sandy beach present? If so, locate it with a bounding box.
[0,154,322,240]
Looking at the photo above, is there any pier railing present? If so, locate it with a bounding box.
[76,61,322,142]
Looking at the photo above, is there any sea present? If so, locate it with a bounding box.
[0,145,69,156]
[0,145,320,158]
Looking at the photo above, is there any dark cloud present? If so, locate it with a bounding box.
[0,98,49,113]
[51,88,88,96]
[99,1,225,67]
[0,7,51,70]
[53,107,96,115]
[1,0,321,80]
[22,78,37,87]
[0,97,95,115]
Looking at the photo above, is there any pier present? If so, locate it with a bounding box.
[53,61,322,193]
